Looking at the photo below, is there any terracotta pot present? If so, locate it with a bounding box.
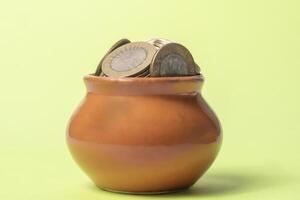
[66,74,222,194]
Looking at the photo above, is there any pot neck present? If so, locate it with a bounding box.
[84,75,204,95]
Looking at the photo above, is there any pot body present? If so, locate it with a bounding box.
[67,75,221,194]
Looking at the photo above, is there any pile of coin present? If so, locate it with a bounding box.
[94,38,200,78]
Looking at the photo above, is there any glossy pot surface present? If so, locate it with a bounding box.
[67,75,222,194]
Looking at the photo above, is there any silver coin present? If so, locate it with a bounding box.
[102,42,157,78]
[95,38,131,76]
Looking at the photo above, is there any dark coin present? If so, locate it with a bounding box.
[150,43,196,77]
[195,63,201,74]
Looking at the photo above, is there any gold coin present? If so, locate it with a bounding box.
[102,42,157,78]
[150,43,196,77]
[95,38,131,76]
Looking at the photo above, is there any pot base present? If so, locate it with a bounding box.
[97,185,189,195]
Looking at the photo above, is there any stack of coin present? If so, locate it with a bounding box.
[94,38,201,78]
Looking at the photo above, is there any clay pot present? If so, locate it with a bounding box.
[66,75,222,194]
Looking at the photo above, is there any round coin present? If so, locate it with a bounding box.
[150,43,196,77]
[195,63,201,74]
[95,38,131,76]
[102,42,157,78]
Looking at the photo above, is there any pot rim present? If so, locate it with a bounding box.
[84,74,204,95]
[85,74,204,82]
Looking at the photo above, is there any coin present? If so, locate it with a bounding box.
[150,43,196,77]
[95,38,131,76]
[195,63,201,74]
[102,42,157,78]
[147,38,173,49]
[136,69,150,77]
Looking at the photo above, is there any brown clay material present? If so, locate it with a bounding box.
[66,75,222,194]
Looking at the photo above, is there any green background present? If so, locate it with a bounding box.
[1,0,299,199]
